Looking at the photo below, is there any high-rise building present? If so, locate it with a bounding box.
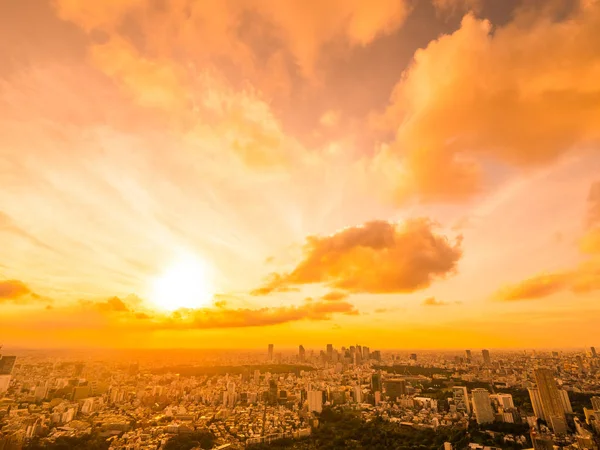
[559,389,573,414]
[362,346,370,360]
[371,373,382,393]
[453,386,471,414]
[591,347,597,358]
[465,350,472,362]
[0,354,16,395]
[353,386,363,403]
[591,396,600,411]
[482,349,491,365]
[528,387,546,421]
[308,390,323,412]
[384,379,406,402]
[534,368,566,432]
[0,355,16,375]
[267,344,274,361]
[410,353,417,361]
[298,345,306,363]
[326,344,333,362]
[471,388,494,424]
[268,379,278,405]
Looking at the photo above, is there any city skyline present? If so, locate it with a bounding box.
[3,0,600,349]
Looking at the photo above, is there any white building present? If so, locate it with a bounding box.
[308,390,323,413]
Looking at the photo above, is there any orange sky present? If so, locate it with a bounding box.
[2,0,600,349]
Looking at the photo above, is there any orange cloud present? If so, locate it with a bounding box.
[254,218,462,294]
[422,297,448,306]
[5,295,357,331]
[0,280,32,301]
[54,0,410,77]
[432,0,481,16]
[321,291,349,302]
[377,2,600,202]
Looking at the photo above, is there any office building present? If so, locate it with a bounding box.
[371,373,382,393]
[298,345,306,363]
[559,389,573,414]
[384,379,406,402]
[591,347,597,358]
[465,350,472,362]
[326,344,333,362]
[0,354,16,395]
[268,379,278,405]
[528,387,545,421]
[471,388,494,424]
[308,390,323,412]
[482,349,491,365]
[267,344,274,361]
[534,368,566,432]
[591,396,600,411]
[354,386,363,403]
[453,386,470,414]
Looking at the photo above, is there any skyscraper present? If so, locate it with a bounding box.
[326,344,333,362]
[559,389,573,414]
[267,344,274,361]
[465,350,472,362]
[591,347,597,358]
[384,379,406,402]
[308,390,323,412]
[0,354,16,395]
[528,387,546,421]
[371,373,382,393]
[482,349,491,365]
[268,379,278,405]
[534,368,566,433]
[298,345,306,363]
[471,388,494,424]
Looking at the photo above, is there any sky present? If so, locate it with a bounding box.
[1,0,600,350]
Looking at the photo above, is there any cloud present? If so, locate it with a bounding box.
[0,280,32,301]
[587,181,600,227]
[54,0,411,77]
[321,291,349,302]
[253,218,462,294]
[422,297,448,306]
[9,295,357,331]
[432,0,481,16]
[376,2,600,203]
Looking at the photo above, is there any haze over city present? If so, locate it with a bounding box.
[2,0,600,352]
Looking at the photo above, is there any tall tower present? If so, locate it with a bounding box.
[0,353,16,395]
[326,344,333,362]
[471,388,494,424]
[298,345,306,363]
[528,387,546,421]
[465,350,472,362]
[534,368,566,433]
[591,347,597,358]
[482,349,491,365]
[267,344,274,361]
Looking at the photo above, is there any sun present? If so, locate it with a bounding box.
[151,255,214,311]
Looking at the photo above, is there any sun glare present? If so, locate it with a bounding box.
[151,255,214,311]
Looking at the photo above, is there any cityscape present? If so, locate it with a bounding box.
[3,0,600,449]
[2,345,600,449]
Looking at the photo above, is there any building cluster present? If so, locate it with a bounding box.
[0,346,599,449]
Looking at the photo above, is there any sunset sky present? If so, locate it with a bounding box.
[2,0,600,349]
